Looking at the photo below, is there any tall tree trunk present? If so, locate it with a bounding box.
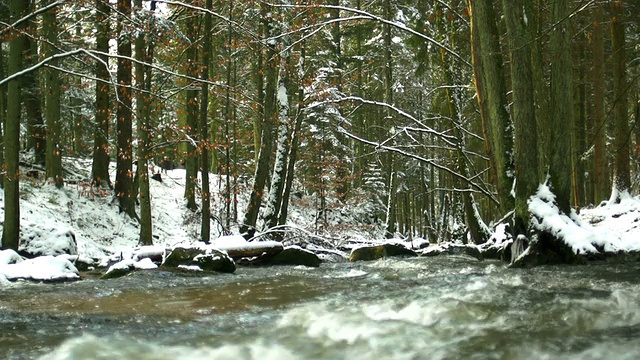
[592,5,609,203]
[263,50,291,231]
[549,0,573,214]
[184,14,199,211]
[200,0,212,243]
[573,20,588,208]
[610,0,630,201]
[115,0,137,218]
[531,0,551,176]
[23,17,45,166]
[278,41,306,227]
[3,0,29,250]
[240,3,278,239]
[92,0,112,188]
[72,12,84,155]
[43,0,63,188]
[468,0,514,216]
[224,2,234,227]
[135,0,154,245]
[329,0,348,200]
[383,0,396,238]
[0,27,5,189]
[502,0,539,237]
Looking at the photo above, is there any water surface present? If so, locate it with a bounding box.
[2,256,640,359]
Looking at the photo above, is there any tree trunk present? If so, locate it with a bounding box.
[278,41,306,227]
[184,13,199,211]
[23,21,45,166]
[469,0,514,216]
[383,0,396,238]
[0,28,5,189]
[92,0,112,188]
[531,0,551,176]
[72,12,84,155]
[224,2,234,228]
[240,3,278,239]
[549,0,573,214]
[115,0,137,218]
[200,0,212,243]
[501,0,539,237]
[263,51,291,231]
[135,0,153,245]
[592,5,609,203]
[610,0,630,201]
[3,0,29,250]
[43,0,63,188]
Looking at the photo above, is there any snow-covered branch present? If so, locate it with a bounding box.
[340,129,498,205]
[309,96,457,146]
[267,2,472,68]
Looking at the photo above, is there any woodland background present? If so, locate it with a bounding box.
[0,0,638,250]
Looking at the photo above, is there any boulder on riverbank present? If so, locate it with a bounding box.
[349,244,417,262]
[162,247,236,273]
[269,246,322,267]
[419,243,483,261]
[101,257,158,279]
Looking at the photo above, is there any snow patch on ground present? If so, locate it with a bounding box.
[530,184,640,254]
[0,255,79,282]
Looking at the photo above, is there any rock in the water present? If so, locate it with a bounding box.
[163,247,235,273]
[193,253,236,273]
[349,244,417,262]
[420,243,483,261]
[100,256,161,279]
[269,246,322,267]
[101,266,134,279]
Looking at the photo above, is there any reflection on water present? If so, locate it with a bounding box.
[1,257,640,359]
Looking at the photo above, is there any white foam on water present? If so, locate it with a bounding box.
[39,333,298,360]
[278,304,383,344]
[327,269,368,278]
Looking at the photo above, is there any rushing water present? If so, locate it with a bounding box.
[2,256,640,359]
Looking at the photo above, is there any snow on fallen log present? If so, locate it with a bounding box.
[206,235,284,259]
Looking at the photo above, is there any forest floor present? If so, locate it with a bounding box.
[2,156,640,282]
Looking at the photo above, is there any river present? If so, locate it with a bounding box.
[1,256,640,359]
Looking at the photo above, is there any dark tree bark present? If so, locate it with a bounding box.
[531,0,551,176]
[592,5,609,203]
[469,0,514,216]
[183,13,199,211]
[240,3,278,239]
[135,0,154,245]
[92,0,112,189]
[23,16,45,166]
[549,0,573,214]
[200,0,212,243]
[3,0,30,250]
[610,0,630,201]
[502,0,539,237]
[115,0,137,218]
[0,14,5,189]
[43,0,63,188]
